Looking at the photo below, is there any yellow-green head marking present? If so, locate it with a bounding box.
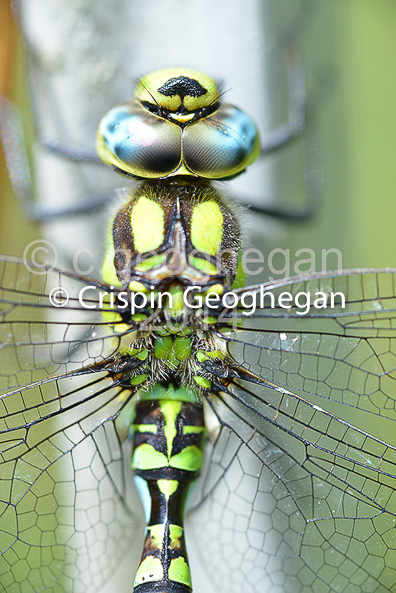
[135,67,221,120]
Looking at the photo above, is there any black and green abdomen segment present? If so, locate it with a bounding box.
[132,391,204,593]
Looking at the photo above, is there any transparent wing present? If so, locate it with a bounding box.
[0,255,132,388]
[0,257,143,593]
[230,270,396,419]
[189,270,396,593]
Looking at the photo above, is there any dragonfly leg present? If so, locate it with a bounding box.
[247,5,324,223]
[1,95,112,221]
[259,43,306,159]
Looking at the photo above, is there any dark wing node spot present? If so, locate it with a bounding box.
[158,76,208,98]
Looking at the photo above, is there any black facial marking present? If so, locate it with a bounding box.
[158,76,207,99]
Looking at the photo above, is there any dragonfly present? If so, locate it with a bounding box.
[0,64,395,593]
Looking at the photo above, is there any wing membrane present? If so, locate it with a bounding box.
[225,270,396,419]
[190,377,396,593]
[0,258,143,592]
[0,371,143,593]
[0,257,131,390]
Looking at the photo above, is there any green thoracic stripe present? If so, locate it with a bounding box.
[130,196,165,252]
[154,335,193,363]
[191,200,223,255]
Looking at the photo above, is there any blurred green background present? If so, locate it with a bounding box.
[272,0,396,273]
[341,0,396,268]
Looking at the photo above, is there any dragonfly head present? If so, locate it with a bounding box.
[96,67,260,180]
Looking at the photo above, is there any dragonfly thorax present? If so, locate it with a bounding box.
[108,311,231,395]
[102,181,244,293]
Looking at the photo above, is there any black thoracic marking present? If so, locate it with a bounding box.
[157,76,207,99]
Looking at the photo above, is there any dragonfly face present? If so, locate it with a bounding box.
[0,66,396,593]
[96,68,260,179]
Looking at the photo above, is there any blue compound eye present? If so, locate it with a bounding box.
[96,101,182,178]
[183,104,260,179]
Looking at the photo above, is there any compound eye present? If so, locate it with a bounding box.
[96,100,182,178]
[183,104,260,179]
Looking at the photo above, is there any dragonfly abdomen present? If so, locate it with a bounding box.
[132,391,205,593]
